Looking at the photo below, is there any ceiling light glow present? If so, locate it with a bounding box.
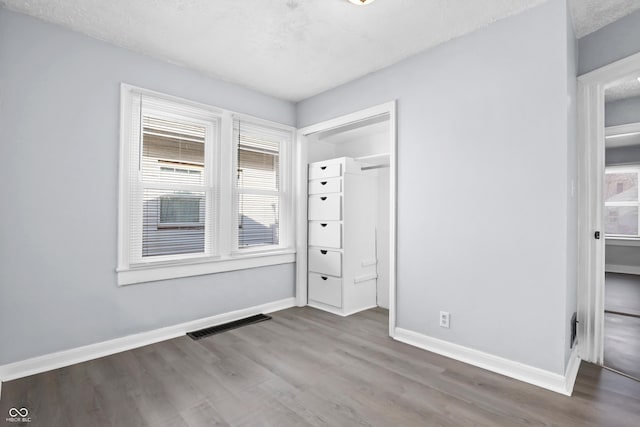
[348,0,377,5]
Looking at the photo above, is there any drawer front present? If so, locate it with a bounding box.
[309,222,342,248]
[308,273,342,308]
[309,163,342,180]
[308,248,342,277]
[309,178,341,195]
[308,195,342,220]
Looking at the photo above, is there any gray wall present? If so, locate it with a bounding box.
[298,0,573,374]
[606,245,640,268]
[578,8,640,75]
[605,96,640,127]
[0,9,296,365]
[606,145,640,165]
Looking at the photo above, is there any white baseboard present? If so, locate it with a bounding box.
[0,297,296,385]
[605,264,640,275]
[394,328,581,396]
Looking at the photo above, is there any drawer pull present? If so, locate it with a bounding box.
[320,223,327,227]
[320,181,327,185]
[320,166,327,170]
[321,276,328,281]
[320,250,327,254]
[320,196,327,201]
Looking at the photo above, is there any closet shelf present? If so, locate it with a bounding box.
[355,153,390,169]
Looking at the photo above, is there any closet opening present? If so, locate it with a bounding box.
[295,102,397,337]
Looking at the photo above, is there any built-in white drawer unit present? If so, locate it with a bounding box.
[309,222,342,248]
[308,178,342,195]
[306,157,376,316]
[309,162,342,180]
[308,195,342,221]
[308,273,342,308]
[308,248,342,277]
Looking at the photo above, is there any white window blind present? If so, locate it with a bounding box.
[233,120,289,249]
[127,95,217,264]
[605,167,640,237]
[118,85,295,285]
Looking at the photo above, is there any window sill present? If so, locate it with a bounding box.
[605,237,640,247]
[117,250,296,286]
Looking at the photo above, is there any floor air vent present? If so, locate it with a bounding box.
[187,313,272,340]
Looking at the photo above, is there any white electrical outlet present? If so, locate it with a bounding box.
[440,311,450,328]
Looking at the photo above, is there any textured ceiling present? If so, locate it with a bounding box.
[3,0,640,101]
[569,0,640,38]
[1,0,548,101]
[606,77,640,103]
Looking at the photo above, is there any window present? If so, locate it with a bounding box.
[137,113,212,259]
[118,85,294,285]
[604,166,640,238]
[234,121,289,250]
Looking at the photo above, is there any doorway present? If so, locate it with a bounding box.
[578,52,640,379]
[602,117,640,380]
[294,102,397,336]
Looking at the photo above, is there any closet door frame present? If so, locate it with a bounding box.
[295,101,398,337]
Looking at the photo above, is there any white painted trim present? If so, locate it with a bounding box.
[394,328,581,396]
[605,264,640,275]
[605,122,640,138]
[606,238,640,247]
[298,102,396,136]
[388,102,397,338]
[564,347,582,396]
[0,298,296,383]
[294,131,309,307]
[577,52,640,366]
[295,101,398,337]
[118,252,295,285]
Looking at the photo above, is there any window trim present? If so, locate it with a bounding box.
[604,165,640,239]
[117,84,296,286]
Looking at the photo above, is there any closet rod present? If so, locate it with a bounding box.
[361,164,390,171]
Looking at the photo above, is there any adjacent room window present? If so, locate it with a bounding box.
[604,167,640,238]
[234,120,288,249]
[118,85,294,285]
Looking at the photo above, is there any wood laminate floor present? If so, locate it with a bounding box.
[2,307,640,426]
[605,273,640,317]
[604,273,640,380]
[604,313,640,380]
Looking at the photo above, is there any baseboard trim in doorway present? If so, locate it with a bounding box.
[394,328,581,396]
[0,297,296,387]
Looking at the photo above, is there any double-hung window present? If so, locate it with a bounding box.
[118,85,294,285]
[233,120,290,251]
[604,166,640,238]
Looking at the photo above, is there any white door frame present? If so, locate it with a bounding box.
[577,51,640,364]
[294,101,398,337]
